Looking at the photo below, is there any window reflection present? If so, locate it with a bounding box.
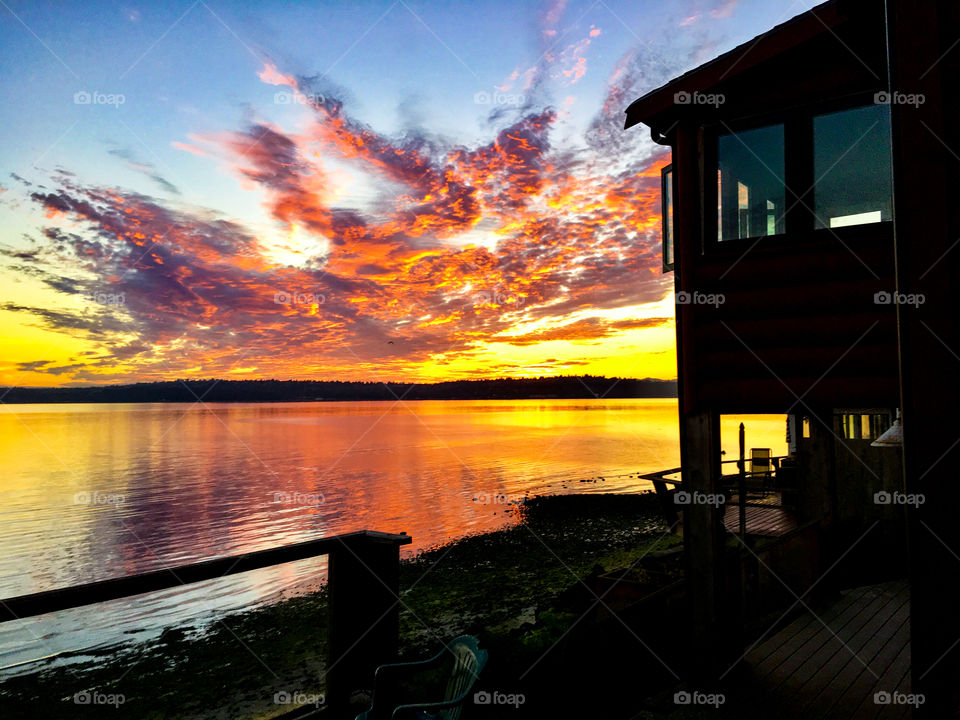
[814,104,892,229]
[717,124,785,241]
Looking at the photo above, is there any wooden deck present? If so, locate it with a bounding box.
[738,580,912,719]
[723,496,799,537]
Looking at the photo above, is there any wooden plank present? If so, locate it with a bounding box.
[799,587,910,717]
[832,606,909,718]
[747,612,821,669]
[754,588,891,693]
[739,583,913,719]
[855,641,912,720]
[747,585,874,677]
[784,589,903,705]
[740,597,874,716]
[0,530,411,622]
[723,504,799,537]
[752,600,868,690]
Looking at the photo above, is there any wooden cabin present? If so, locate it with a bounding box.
[626,1,960,716]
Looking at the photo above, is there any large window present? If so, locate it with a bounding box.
[717,124,785,242]
[661,164,674,271]
[813,104,892,229]
[709,102,893,244]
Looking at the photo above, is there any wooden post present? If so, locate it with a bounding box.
[887,1,960,715]
[672,118,731,680]
[681,409,727,680]
[327,532,406,714]
[738,422,746,540]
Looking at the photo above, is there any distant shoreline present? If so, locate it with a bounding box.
[0,376,678,404]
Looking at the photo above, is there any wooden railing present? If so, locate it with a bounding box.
[641,457,791,535]
[0,529,412,716]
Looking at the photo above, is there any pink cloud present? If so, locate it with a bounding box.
[710,0,737,19]
[258,61,298,89]
[171,141,210,157]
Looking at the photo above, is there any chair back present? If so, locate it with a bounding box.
[441,636,487,720]
[750,447,772,475]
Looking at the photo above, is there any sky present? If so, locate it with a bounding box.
[0,0,815,386]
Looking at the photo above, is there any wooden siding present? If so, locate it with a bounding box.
[678,227,898,412]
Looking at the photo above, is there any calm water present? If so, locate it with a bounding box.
[0,399,785,673]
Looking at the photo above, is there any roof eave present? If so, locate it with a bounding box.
[623,0,842,131]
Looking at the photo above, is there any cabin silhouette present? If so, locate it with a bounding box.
[627,0,960,716]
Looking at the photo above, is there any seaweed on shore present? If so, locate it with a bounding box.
[397,492,676,654]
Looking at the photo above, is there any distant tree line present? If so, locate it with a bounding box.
[1,376,677,403]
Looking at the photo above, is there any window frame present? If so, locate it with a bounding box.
[811,102,893,231]
[710,117,792,246]
[661,163,675,272]
[701,92,890,254]
[833,408,894,442]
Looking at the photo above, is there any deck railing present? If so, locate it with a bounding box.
[641,456,792,536]
[0,529,412,716]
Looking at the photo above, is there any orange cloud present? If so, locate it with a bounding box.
[494,317,671,346]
